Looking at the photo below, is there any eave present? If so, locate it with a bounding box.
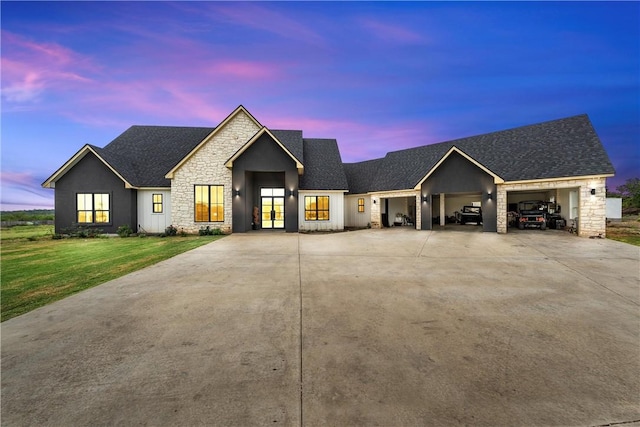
[225,127,304,174]
[165,105,262,179]
[413,146,505,190]
[41,145,135,189]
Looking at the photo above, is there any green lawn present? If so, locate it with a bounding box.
[1,227,223,321]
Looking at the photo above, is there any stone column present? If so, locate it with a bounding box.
[370,196,381,229]
[496,185,507,234]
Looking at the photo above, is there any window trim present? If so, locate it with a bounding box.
[194,185,225,222]
[76,192,111,224]
[304,195,330,221]
[152,193,163,214]
[357,197,365,213]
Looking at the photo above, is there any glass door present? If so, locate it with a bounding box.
[260,188,285,229]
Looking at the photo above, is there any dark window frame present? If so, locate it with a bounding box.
[76,192,111,224]
[194,185,224,222]
[357,197,365,213]
[152,193,163,213]
[304,195,330,221]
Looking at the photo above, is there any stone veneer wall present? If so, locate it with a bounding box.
[171,112,261,233]
[496,177,607,237]
[369,191,421,229]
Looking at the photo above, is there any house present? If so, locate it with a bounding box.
[42,105,615,237]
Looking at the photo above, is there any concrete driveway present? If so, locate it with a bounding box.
[2,229,639,426]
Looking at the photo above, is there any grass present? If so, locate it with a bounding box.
[607,215,640,246]
[1,226,223,322]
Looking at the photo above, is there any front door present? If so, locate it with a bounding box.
[261,188,285,229]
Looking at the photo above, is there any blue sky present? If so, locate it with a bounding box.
[1,1,638,210]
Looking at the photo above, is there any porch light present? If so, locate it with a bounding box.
[422,195,428,203]
[288,189,295,197]
[234,189,240,197]
[373,199,377,204]
[487,192,493,200]
[590,188,596,195]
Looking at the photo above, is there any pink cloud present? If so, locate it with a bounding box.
[0,171,54,210]
[1,31,96,108]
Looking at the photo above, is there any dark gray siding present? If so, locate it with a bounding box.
[232,134,299,232]
[420,152,496,232]
[54,153,137,234]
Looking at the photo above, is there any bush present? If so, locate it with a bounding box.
[117,224,133,237]
[198,226,223,236]
[163,225,178,237]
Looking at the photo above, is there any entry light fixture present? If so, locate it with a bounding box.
[234,189,240,197]
[288,189,295,197]
[487,192,493,200]
[373,199,377,204]
[590,188,596,195]
[422,195,428,203]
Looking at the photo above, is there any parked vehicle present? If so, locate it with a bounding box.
[457,206,482,225]
[517,200,547,230]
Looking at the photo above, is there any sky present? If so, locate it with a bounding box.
[1,1,638,210]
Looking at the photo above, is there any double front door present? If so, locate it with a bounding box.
[261,188,285,229]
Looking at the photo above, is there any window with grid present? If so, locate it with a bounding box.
[152,194,163,213]
[304,196,329,221]
[194,185,224,222]
[77,193,110,223]
[357,198,365,213]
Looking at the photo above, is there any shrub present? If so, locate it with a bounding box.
[164,225,178,236]
[117,224,133,238]
[199,226,224,236]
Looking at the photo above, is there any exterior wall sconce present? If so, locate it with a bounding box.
[590,188,596,195]
[487,192,493,200]
[422,195,428,203]
[373,199,377,204]
[234,189,240,197]
[288,189,295,197]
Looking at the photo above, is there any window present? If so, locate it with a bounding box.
[195,185,224,222]
[305,196,329,221]
[77,193,110,223]
[357,198,365,213]
[152,194,163,213]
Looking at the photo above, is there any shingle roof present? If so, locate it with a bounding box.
[355,114,614,193]
[299,139,349,190]
[271,130,304,164]
[100,125,214,187]
[66,113,613,193]
[344,159,386,194]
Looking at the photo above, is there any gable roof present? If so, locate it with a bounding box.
[225,127,304,173]
[165,105,261,179]
[299,139,348,190]
[350,114,614,193]
[41,125,213,188]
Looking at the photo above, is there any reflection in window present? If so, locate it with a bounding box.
[77,193,110,223]
[195,185,224,222]
[305,196,329,221]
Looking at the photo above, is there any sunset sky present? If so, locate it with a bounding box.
[1,1,638,210]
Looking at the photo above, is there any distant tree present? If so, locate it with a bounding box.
[617,178,640,209]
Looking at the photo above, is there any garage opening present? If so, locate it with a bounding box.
[380,196,417,228]
[431,192,483,229]
[506,187,579,233]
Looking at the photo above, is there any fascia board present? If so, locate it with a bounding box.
[225,127,304,173]
[165,105,262,179]
[413,146,505,190]
[42,145,135,189]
